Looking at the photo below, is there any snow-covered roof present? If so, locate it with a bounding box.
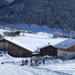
[38,38,67,49]
[5,38,34,52]
[54,39,75,49]
[38,43,51,49]
[0,28,68,52]
[3,32,67,52]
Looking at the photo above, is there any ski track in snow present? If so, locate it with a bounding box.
[32,67,71,75]
[20,65,71,75]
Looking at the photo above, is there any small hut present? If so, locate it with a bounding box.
[4,31,20,36]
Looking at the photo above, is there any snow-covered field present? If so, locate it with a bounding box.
[3,24,66,34]
[2,24,75,38]
[0,26,75,75]
[0,55,75,75]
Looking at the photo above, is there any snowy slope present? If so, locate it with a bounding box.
[0,28,75,75]
[3,24,75,38]
[0,29,10,36]
[4,24,68,35]
[0,56,75,75]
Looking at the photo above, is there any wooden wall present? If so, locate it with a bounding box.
[40,46,57,56]
[0,40,32,57]
[67,45,75,52]
[57,45,75,52]
[0,42,4,49]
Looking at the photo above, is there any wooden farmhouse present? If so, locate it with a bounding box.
[0,39,33,57]
[38,39,75,59]
[54,39,75,59]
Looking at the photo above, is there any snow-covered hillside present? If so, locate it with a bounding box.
[3,24,75,38]
[3,24,68,35]
[0,27,75,75]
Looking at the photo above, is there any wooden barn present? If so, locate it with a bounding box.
[39,44,57,56]
[0,39,33,57]
[4,31,20,36]
[38,39,75,59]
[55,39,75,59]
